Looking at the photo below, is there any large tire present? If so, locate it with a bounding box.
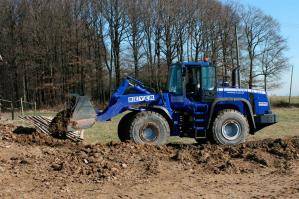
[129,111,170,145]
[212,109,249,145]
[118,112,136,142]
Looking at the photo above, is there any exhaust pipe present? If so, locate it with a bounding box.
[232,66,240,88]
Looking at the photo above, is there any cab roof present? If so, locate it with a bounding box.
[181,61,211,67]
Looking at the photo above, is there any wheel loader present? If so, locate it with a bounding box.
[22,61,277,145]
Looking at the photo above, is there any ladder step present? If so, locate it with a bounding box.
[195,126,205,131]
[194,111,205,115]
[194,119,205,123]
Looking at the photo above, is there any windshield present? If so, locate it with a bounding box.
[202,66,216,91]
[167,64,183,95]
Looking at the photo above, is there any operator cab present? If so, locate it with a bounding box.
[167,61,217,102]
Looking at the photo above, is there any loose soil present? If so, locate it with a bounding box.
[0,123,298,198]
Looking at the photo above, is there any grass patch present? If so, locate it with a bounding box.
[270,96,299,108]
[84,115,121,144]
[249,108,299,140]
[85,108,299,144]
[83,113,195,144]
[6,107,299,144]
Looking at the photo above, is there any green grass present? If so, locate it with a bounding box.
[84,114,122,144]
[249,108,299,140]
[84,107,299,144]
[22,110,56,118]
[270,96,299,108]
[6,107,299,144]
[1,110,57,128]
[84,113,195,144]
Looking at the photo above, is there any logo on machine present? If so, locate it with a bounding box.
[258,102,269,107]
[128,95,155,103]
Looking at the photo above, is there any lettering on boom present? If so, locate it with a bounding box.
[128,95,155,103]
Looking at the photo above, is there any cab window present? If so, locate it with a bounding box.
[168,64,183,95]
[202,66,216,91]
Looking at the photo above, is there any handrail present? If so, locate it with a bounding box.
[126,76,145,86]
[126,76,155,93]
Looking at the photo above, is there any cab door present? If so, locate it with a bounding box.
[185,66,216,103]
[167,64,185,109]
[201,66,217,102]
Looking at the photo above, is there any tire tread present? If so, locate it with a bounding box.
[212,109,249,145]
[129,111,170,145]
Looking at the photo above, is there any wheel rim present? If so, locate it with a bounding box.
[221,120,241,140]
[140,124,159,142]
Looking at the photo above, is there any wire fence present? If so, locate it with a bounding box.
[0,98,36,120]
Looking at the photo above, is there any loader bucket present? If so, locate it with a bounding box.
[67,95,97,131]
[20,95,96,141]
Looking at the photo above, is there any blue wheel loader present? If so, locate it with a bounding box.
[22,61,277,145]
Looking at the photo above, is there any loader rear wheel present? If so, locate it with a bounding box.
[129,111,170,145]
[118,112,136,142]
[212,109,249,145]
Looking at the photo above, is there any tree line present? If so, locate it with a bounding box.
[0,0,289,107]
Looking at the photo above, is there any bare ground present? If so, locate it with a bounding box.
[0,123,299,198]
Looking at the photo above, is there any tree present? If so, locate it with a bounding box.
[240,6,288,90]
[125,0,144,79]
[257,34,288,91]
[0,0,290,107]
[103,0,126,87]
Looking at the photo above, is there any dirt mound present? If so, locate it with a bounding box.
[169,137,299,174]
[1,124,79,148]
[0,123,15,138]
[48,109,72,138]
[1,123,299,184]
[1,123,299,198]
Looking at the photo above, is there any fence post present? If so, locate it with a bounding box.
[21,97,24,116]
[11,102,14,120]
[34,101,37,115]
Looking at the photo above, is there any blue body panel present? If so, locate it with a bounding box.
[217,88,270,115]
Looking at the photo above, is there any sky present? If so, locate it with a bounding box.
[238,0,299,96]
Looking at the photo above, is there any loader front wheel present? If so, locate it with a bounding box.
[118,112,137,142]
[129,111,170,145]
[212,109,249,145]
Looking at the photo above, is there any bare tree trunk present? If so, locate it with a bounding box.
[264,75,267,92]
[249,55,254,89]
[155,27,162,87]
[146,32,153,84]
[165,25,172,69]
